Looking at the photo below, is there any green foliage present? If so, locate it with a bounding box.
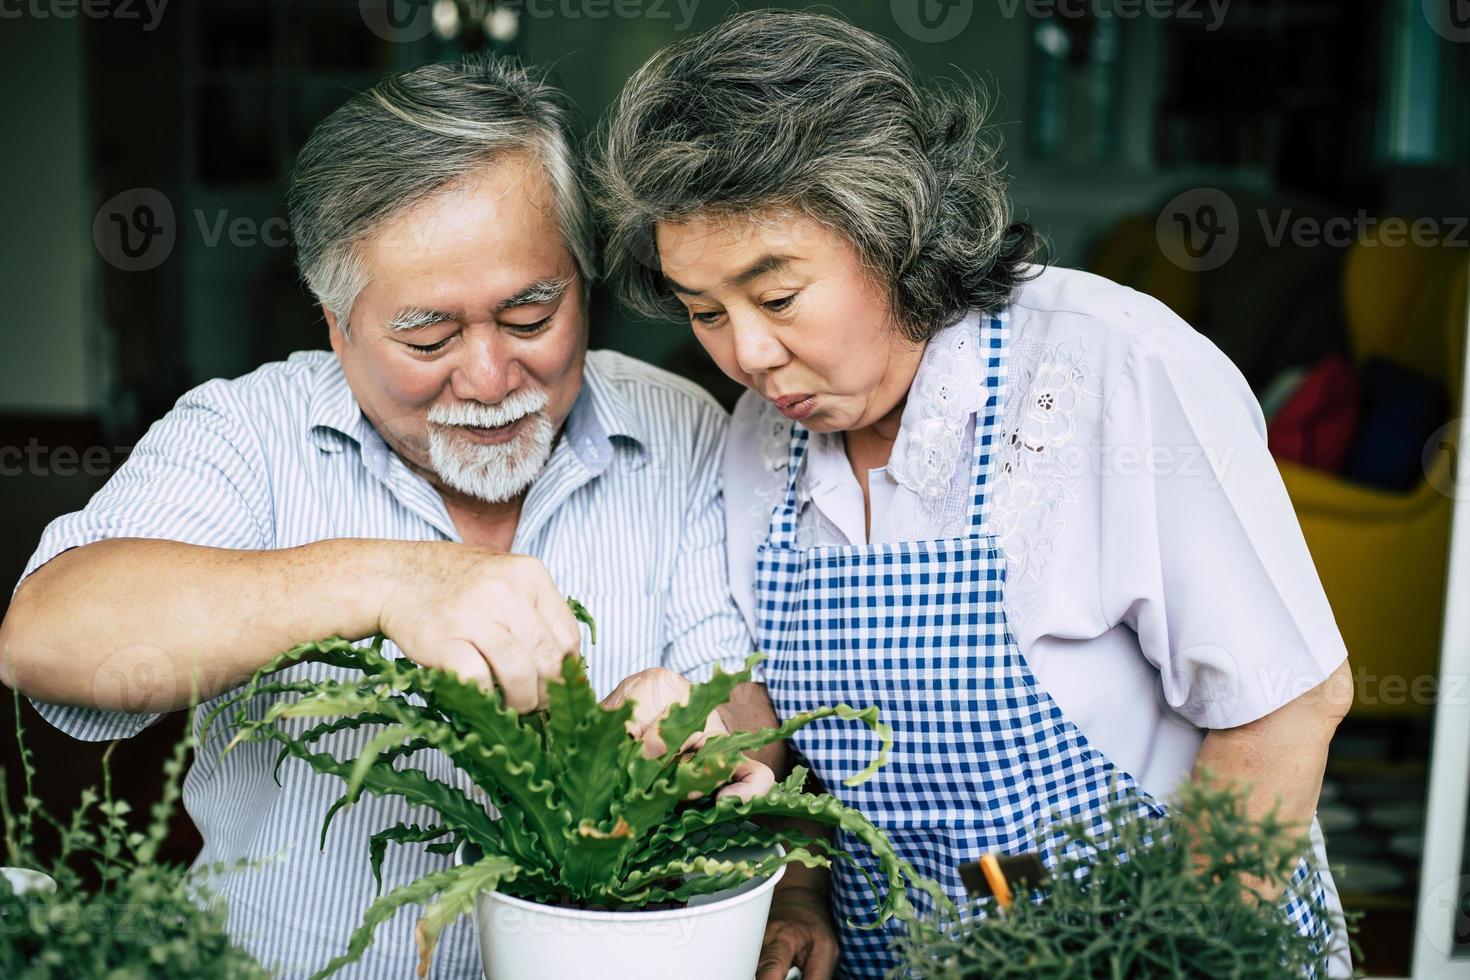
[0,690,272,980]
[215,602,942,978]
[892,777,1358,980]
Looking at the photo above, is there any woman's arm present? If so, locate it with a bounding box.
[1190,657,1354,899]
[758,819,838,980]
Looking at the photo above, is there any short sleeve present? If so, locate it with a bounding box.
[660,401,763,686]
[1098,325,1348,730]
[15,379,274,741]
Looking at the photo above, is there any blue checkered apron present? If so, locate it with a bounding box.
[754,313,1333,977]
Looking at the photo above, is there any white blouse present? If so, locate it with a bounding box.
[723,266,1352,974]
[725,264,1349,796]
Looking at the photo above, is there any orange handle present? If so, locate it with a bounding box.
[979,852,1013,911]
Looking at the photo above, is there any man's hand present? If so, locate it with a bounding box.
[600,667,776,802]
[757,884,839,980]
[378,544,582,714]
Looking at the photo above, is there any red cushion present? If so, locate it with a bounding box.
[1268,354,1362,473]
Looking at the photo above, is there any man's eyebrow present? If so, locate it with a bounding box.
[665,254,794,297]
[496,276,574,312]
[386,307,457,332]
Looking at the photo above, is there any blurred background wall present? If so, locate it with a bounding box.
[1,12,96,415]
[2,0,1469,974]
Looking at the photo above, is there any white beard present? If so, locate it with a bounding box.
[427,389,556,504]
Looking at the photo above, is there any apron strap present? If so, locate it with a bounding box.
[967,313,1010,533]
[763,423,810,551]
[762,310,1009,548]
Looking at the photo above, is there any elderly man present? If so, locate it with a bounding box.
[0,56,774,978]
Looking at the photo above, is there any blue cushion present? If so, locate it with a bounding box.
[1346,357,1448,491]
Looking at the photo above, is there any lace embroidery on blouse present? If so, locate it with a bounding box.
[885,319,985,540]
[746,322,1104,575]
[989,335,1105,586]
[748,408,794,548]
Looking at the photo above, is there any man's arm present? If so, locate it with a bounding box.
[1,538,582,715]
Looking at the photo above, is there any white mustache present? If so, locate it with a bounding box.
[428,389,549,429]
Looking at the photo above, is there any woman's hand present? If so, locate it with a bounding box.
[600,667,776,801]
[757,883,839,980]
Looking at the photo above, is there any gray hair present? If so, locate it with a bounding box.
[288,55,595,335]
[592,9,1041,344]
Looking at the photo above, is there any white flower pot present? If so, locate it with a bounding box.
[0,867,57,896]
[457,844,786,980]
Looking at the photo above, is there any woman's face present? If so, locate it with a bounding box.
[655,212,924,435]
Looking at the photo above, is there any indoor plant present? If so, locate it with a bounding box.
[0,691,272,980]
[892,776,1357,979]
[207,602,946,979]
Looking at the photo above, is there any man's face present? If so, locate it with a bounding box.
[328,151,588,505]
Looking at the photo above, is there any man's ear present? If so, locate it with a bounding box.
[324,306,345,356]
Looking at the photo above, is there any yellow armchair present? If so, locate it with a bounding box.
[1087,212,1465,715]
[1275,231,1468,717]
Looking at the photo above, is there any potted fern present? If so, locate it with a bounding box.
[892,777,1356,979]
[207,603,944,979]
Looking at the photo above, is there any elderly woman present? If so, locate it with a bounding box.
[595,10,1353,979]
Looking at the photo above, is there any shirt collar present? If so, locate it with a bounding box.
[806,310,988,504]
[306,355,366,453]
[562,352,649,472]
[894,309,987,436]
[305,350,649,472]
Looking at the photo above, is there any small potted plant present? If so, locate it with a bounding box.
[0,691,272,980]
[892,777,1357,979]
[209,603,945,979]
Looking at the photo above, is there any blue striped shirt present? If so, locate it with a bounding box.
[16,349,752,978]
